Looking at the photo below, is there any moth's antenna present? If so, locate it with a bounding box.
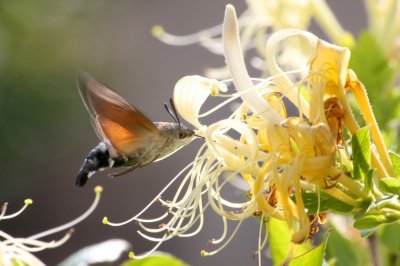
[169,98,181,126]
[164,102,178,124]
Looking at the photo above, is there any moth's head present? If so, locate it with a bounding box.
[177,123,195,140]
[156,122,194,141]
[162,98,195,140]
[154,122,195,160]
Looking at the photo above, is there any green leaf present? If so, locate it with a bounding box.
[269,218,310,265]
[354,212,400,230]
[353,199,373,220]
[288,232,330,266]
[352,127,371,176]
[122,253,188,266]
[352,127,372,191]
[378,177,400,194]
[365,169,374,192]
[354,214,386,229]
[300,191,353,214]
[379,223,400,253]
[325,229,365,266]
[389,151,400,178]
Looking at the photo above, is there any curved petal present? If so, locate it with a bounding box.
[173,75,226,128]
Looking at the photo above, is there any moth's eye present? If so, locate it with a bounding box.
[178,131,186,139]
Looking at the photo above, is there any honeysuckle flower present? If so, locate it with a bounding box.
[0,186,103,266]
[152,0,353,78]
[103,5,400,264]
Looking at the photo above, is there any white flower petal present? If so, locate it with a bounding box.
[223,5,282,125]
[173,75,226,128]
[266,29,318,118]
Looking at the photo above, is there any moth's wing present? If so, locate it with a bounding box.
[78,72,160,156]
[77,74,104,141]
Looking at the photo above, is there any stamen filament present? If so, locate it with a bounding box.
[28,187,102,240]
[1,199,32,220]
[201,219,244,256]
[106,162,194,226]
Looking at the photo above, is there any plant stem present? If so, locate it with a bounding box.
[368,233,381,266]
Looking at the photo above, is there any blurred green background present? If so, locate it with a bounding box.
[0,1,364,265]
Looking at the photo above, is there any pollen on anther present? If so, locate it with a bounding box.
[200,250,208,257]
[24,199,33,205]
[94,186,103,193]
[102,217,109,225]
[128,251,135,259]
[152,25,165,38]
[210,85,220,96]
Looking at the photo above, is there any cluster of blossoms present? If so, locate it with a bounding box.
[0,186,102,265]
[153,1,400,144]
[105,5,400,264]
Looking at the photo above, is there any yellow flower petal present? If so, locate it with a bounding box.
[309,39,350,96]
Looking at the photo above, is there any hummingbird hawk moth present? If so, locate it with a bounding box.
[75,73,195,187]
